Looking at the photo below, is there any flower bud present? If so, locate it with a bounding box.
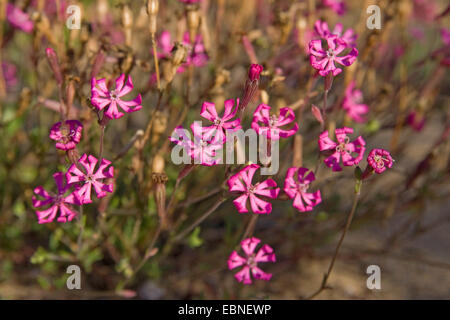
[248,63,263,82]
[45,47,63,85]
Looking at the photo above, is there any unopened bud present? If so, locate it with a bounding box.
[45,47,63,85]
[311,104,324,126]
[248,64,263,82]
[152,172,168,229]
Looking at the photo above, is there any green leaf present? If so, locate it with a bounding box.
[187,227,203,248]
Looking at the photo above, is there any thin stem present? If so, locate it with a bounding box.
[76,206,84,258]
[306,181,362,300]
[241,214,259,242]
[172,197,226,243]
[151,35,161,91]
[99,125,106,159]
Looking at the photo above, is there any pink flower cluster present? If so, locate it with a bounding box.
[32,70,144,223]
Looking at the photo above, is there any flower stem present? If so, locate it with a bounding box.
[240,214,259,242]
[151,35,161,91]
[306,180,362,300]
[172,196,226,243]
[99,125,106,159]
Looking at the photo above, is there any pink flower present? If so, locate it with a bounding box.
[227,164,280,214]
[66,154,114,204]
[284,167,322,212]
[170,122,224,166]
[248,64,263,81]
[322,0,346,15]
[182,32,209,69]
[342,81,369,123]
[6,4,34,33]
[318,127,366,171]
[228,237,276,284]
[314,20,357,47]
[49,120,83,150]
[32,172,80,224]
[367,149,394,174]
[309,35,358,76]
[91,74,142,119]
[199,99,241,143]
[251,104,299,140]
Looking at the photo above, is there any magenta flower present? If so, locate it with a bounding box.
[170,122,224,166]
[49,120,83,150]
[228,237,276,284]
[284,167,322,212]
[66,154,114,204]
[251,104,298,140]
[227,164,280,214]
[367,149,394,174]
[318,127,366,171]
[322,0,346,15]
[309,35,358,76]
[91,74,142,119]
[199,99,242,143]
[32,172,80,224]
[342,81,369,123]
[6,4,34,33]
[314,20,357,47]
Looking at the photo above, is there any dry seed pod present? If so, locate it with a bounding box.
[186,4,200,44]
[122,5,133,47]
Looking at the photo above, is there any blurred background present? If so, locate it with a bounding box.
[0,0,449,299]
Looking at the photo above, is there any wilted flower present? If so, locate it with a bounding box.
[314,20,357,47]
[49,120,83,150]
[170,122,224,166]
[91,74,142,119]
[251,104,298,140]
[6,4,34,33]
[227,164,280,214]
[319,127,366,171]
[32,172,80,224]
[199,99,242,143]
[309,35,358,76]
[284,167,322,212]
[228,237,276,284]
[366,148,394,174]
[66,154,114,204]
[342,81,369,123]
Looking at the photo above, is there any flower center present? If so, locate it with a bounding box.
[110,90,119,100]
[213,118,223,126]
[373,155,386,169]
[247,184,258,194]
[327,48,335,59]
[297,182,309,193]
[269,115,278,127]
[335,137,350,153]
[85,174,95,183]
[247,254,257,268]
